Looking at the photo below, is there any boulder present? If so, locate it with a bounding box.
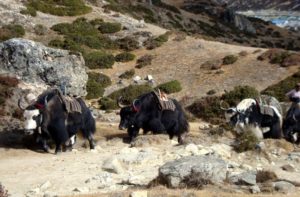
[273,181,295,193]
[229,171,257,186]
[0,38,88,96]
[159,155,228,188]
[102,158,124,174]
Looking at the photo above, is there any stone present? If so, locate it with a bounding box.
[273,181,295,193]
[229,171,257,186]
[73,187,89,193]
[185,143,199,155]
[159,155,228,188]
[130,191,147,197]
[0,38,88,96]
[210,144,232,159]
[133,76,142,83]
[102,158,124,174]
[250,185,261,194]
[40,181,51,191]
[281,164,295,172]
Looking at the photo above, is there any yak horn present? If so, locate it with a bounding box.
[117,96,128,108]
[220,100,230,111]
[18,96,28,110]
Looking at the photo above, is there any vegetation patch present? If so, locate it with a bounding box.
[156,80,182,94]
[135,54,154,69]
[201,60,222,70]
[117,36,140,51]
[20,6,37,16]
[108,84,153,105]
[144,32,169,50]
[98,22,122,34]
[48,39,84,54]
[34,24,47,35]
[119,69,135,79]
[234,131,259,153]
[152,0,180,13]
[0,24,25,41]
[256,170,277,183]
[99,97,118,110]
[222,55,238,65]
[262,71,300,101]
[26,0,92,16]
[86,73,111,99]
[84,51,115,69]
[115,52,135,62]
[257,49,300,67]
[222,85,259,106]
[179,173,211,189]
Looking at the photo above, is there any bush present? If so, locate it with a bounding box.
[201,60,222,70]
[152,0,180,13]
[262,71,300,101]
[135,54,153,69]
[119,69,135,79]
[256,170,277,183]
[86,73,111,99]
[117,36,140,51]
[234,132,259,153]
[98,22,122,33]
[144,32,169,50]
[222,85,259,106]
[108,84,153,105]
[0,24,25,41]
[89,18,104,26]
[115,52,135,62]
[99,97,118,110]
[27,0,92,16]
[20,6,37,16]
[48,39,84,54]
[222,55,238,65]
[156,80,182,94]
[84,51,115,69]
[281,53,300,67]
[34,24,47,35]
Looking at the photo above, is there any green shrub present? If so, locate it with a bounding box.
[99,97,118,110]
[20,6,37,16]
[89,18,104,26]
[67,34,117,49]
[222,55,238,65]
[48,39,84,54]
[135,54,153,69]
[263,71,300,101]
[117,36,140,51]
[270,51,290,64]
[156,80,182,94]
[34,24,47,35]
[234,132,259,153]
[152,0,180,13]
[155,33,169,43]
[86,73,111,99]
[98,22,122,33]
[222,85,259,106]
[144,33,169,50]
[84,51,115,69]
[27,0,92,16]
[108,84,153,105]
[119,69,135,79]
[0,24,25,41]
[115,52,135,62]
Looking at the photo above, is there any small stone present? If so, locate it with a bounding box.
[73,187,89,193]
[250,185,261,194]
[281,164,295,172]
[102,158,124,174]
[240,164,253,171]
[273,181,295,193]
[130,191,147,197]
[40,181,51,191]
[133,76,142,83]
[185,143,199,155]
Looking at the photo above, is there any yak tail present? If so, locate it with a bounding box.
[179,111,189,134]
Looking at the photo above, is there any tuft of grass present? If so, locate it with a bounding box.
[34,24,47,35]
[119,69,135,79]
[156,80,182,94]
[234,131,259,153]
[99,97,118,110]
[144,32,169,50]
[48,38,85,54]
[152,0,180,13]
[20,6,37,16]
[222,55,238,65]
[222,85,259,106]
[115,52,135,62]
[98,22,122,34]
[256,48,299,67]
[84,51,115,69]
[108,84,153,105]
[27,0,92,16]
[135,54,153,69]
[0,24,25,41]
[117,36,140,51]
[86,73,111,99]
[256,170,277,183]
[201,60,222,70]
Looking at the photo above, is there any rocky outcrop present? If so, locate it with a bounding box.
[0,38,88,96]
[159,155,228,188]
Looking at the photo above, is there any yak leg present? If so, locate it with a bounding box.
[88,134,96,149]
[178,132,187,145]
[55,142,63,154]
[128,125,140,142]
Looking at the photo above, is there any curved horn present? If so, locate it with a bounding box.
[18,96,28,110]
[220,100,230,111]
[117,96,128,108]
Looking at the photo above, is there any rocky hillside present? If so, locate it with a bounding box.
[216,0,300,11]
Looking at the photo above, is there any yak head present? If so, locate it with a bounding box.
[117,97,140,130]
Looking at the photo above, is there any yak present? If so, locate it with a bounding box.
[118,91,189,144]
[283,104,300,144]
[19,89,96,154]
[222,97,283,140]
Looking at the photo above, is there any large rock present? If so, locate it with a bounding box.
[159,155,228,188]
[0,38,88,96]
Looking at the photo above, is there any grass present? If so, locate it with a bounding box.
[117,36,140,51]
[0,24,25,41]
[234,131,259,153]
[115,52,135,62]
[156,80,182,94]
[135,54,154,69]
[119,69,135,79]
[86,73,111,99]
[98,22,122,34]
[144,32,169,50]
[26,0,92,16]
[257,49,300,67]
[222,55,238,65]
[20,6,37,16]
[34,24,47,35]
[84,51,115,69]
[99,97,118,110]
